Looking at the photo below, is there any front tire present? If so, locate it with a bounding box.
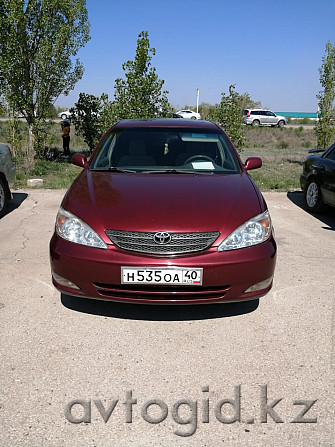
[304,179,325,213]
[0,177,7,218]
[277,120,285,128]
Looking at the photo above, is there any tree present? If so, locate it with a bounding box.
[45,103,58,119]
[113,31,171,119]
[197,92,261,121]
[198,102,216,120]
[0,0,90,165]
[208,85,246,150]
[315,41,335,148]
[71,92,116,152]
[0,96,7,116]
[237,92,262,111]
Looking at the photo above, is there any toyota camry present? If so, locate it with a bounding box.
[50,119,276,304]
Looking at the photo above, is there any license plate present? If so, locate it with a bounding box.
[121,267,203,285]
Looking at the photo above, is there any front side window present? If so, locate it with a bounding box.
[90,128,241,174]
[325,147,335,161]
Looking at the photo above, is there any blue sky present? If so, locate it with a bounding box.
[57,0,335,112]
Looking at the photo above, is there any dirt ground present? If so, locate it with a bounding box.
[0,189,334,447]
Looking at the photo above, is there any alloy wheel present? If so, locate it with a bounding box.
[306,182,318,208]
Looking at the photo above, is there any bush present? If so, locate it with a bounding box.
[276,141,289,149]
[294,126,304,135]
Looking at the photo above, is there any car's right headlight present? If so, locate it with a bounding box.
[218,210,272,251]
[56,207,107,249]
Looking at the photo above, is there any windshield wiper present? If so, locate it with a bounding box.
[91,167,137,173]
[143,169,213,175]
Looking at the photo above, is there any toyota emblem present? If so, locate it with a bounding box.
[153,232,172,245]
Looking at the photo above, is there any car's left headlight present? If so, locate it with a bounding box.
[56,207,107,249]
[218,210,272,251]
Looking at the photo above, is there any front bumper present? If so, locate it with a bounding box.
[50,234,277,304]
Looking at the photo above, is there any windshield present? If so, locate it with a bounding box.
[90,128,241,174]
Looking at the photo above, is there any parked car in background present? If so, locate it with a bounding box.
[156,109,182,118]
[243,109,287,127]
[176,109,202,120]
[50,118,276,305]
[300,142,335,213]
[58,110,72,120]
[0,143,16,217]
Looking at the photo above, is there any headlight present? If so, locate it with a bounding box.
[56,208,107,249]
[218,210,272,251]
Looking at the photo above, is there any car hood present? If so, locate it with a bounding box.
[61,170,266,245]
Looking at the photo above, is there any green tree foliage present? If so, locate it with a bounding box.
[237,92,262,111]
[208,85,246,149]
[197,102,214,120]
[71,92,116,152]
[198,93,261,121]
[113,31,171,119]
[7,118,23,158]
[45,103,58,119]
[71,31,172,152]
[315,41,335,148]
[0,0,90,164]
[0,96,7,116]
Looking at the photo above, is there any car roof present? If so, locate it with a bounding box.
[112,118,218,130]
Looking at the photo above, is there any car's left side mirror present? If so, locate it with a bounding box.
[244,157,262,171]
[72,153,88,168]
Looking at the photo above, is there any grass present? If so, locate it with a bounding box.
[14,158,82,189]
[241,126,315,191]
[3,122,317,192]
[0,119,88,189]
[248,157,304,191]
[242,145,309,191]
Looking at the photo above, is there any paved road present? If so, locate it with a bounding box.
[0,189,334,447]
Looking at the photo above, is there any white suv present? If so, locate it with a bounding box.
[243,109,287,127]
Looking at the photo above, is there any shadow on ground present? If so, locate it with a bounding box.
[287,191,335,231]
[61,294,259,321]
[0,192,28,219]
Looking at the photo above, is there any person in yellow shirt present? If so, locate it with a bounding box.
[61,120,71,157]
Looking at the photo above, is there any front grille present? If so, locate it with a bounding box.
[105,230,220,255]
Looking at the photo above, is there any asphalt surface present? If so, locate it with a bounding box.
[0,189,334,447]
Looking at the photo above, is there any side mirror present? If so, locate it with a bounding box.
[71,153,88,168]
[244,157,262,171]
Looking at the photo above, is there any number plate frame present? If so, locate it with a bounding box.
[121,267,203,285]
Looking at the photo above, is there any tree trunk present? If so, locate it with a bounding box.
[27,122,35,168]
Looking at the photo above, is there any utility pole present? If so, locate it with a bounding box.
[196,89,199,113]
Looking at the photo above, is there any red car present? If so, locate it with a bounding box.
[50,119,276,304]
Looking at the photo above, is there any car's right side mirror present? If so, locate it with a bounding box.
[244,157,262,171]
[72,153,88,168]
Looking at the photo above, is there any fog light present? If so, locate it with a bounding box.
[244,277,273,294]
[53,273,80,290]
